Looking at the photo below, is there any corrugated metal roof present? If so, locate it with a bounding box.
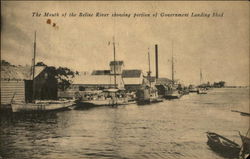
[122,69,142,78]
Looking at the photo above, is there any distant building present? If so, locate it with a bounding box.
[122,69,146,92]
[58,74,124,98]
[58,61,148,98]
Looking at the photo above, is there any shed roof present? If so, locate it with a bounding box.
[122,69,142,78]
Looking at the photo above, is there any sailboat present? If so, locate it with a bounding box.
[76,37,128,107]
[11,31,75,113]
[164,41,181,99]
[197,68,207,94]
[136,48,163,105]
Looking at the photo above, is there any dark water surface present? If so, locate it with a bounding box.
[0,88,249,159]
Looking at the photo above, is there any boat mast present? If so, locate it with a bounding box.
[112,36,116,88]
[32,31,36,101]
[199,57,203,86]
[200,68,202,85]
[171,41,174,85]
[147,48,151,87]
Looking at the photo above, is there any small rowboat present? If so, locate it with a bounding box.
[206,132,241,158]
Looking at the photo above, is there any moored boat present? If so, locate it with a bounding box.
[239,132,250,159]
[197,88,207,94]
[136,47,163,105]
[76,37,129,108]
[164,41,181,100]
[232,110,250,159]
[11,99,75,113]
[197,67,208,94]
[165,89,181,99]
[206,131,241,158]
[77,89,129,107]
[188,86,198,93]
[136,87,163,105]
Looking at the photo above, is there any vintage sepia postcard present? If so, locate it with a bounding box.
[1,1,249,159]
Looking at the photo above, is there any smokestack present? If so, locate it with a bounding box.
[155,44,159,79]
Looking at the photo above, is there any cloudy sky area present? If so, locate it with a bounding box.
[1,1,249,86]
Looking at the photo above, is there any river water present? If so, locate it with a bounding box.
[0,88,249,159]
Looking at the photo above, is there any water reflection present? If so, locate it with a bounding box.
[0,88,248,159]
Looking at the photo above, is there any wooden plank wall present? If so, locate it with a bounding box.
[1,80,25,104]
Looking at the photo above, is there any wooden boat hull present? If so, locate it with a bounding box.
[198,92,207,94]
[137,98,163,105]
[11,100,75,113]
[189,89,198,93]
[206,132,240,158]
[240,134,250,158]
[77,98,129,107]
[164,93,181,99]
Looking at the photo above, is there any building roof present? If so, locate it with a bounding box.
[91,70,111,75]
[122,69,142,78]
[34,66,46,78]
[109,61,124,66]
[1,65,46,80]
[72,75,124,88]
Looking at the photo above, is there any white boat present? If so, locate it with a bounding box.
[197,68,207,94]
[165,89,181,99]
[78,88,129,107]
[11,99,75,113]
[197,88,207,94]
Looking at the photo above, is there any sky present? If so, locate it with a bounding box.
[1,1,249,86]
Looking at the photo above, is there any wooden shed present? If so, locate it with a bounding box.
[1,65,58,105]
[1,80,25,105]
